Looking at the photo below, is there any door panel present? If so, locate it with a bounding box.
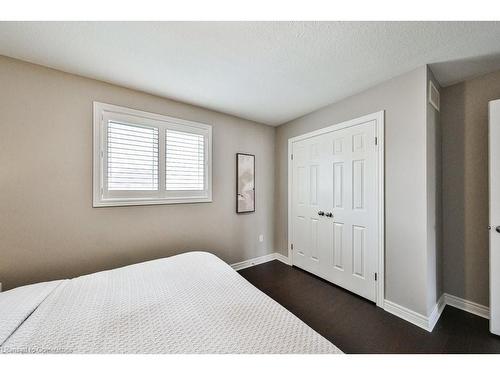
[292,137,326,274]
[310,218,319,261]
[333,137,344,154]
[489,100,500,335]
[333,222,344,270]
[310,165,319,205]
[352,225,365,278]
[333,162,344,208]
[352,133,365,152]
[291,119,378,302]
[297,166,307,204]
[352,160,365,210]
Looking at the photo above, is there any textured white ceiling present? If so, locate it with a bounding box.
[1,22,500,126]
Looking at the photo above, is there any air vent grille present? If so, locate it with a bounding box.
[429,80,440,112]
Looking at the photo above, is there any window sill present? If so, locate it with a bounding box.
[93,197,213,208]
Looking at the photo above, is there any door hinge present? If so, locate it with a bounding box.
[291,154,293,160]
[291,243,294,250]
[374,272,378,281]
[375,137,378,145]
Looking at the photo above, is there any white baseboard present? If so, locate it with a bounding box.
[230,252,290,271]
[444,293,490,320]
[385,293,490,332]
[230,253,276,271]
[275,252,291,265]
[384,300,432,331]
[428,294,446,331]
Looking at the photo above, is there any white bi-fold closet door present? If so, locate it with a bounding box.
[289,112,384,305]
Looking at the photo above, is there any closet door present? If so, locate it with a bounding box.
[291,135,329,275]
[319,121,378,302]
[291,118,379,303]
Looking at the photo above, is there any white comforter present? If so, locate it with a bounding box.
[0,252,341,354]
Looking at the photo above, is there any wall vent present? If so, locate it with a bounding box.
[429,80,440,112]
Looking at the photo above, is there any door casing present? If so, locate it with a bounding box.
[287,111,385,307]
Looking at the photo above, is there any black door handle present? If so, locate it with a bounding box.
[318,211,325,216]
[496,226,500,233]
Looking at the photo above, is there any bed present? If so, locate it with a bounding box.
[0,251,341,354]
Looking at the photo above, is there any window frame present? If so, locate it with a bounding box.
[93,102,212,207]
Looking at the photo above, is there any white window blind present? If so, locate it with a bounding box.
[166,130,204,191]
[107,122,159,191]
[93,102,212,207]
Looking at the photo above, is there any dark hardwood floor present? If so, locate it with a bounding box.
[239,260,500,354]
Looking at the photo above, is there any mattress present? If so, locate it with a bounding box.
[0,251,341,354]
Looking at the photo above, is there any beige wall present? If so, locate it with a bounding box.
[1,53,463,318]
[441,69,500,306]
[0,56,276,290]
[275,67,434,315]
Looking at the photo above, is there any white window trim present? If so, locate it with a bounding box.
[93,102,212,207]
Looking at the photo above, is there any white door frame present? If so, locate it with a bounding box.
[287,111,385,308]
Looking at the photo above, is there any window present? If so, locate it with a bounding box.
[93,102,212,207]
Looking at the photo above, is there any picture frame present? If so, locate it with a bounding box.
[236,153,255,213]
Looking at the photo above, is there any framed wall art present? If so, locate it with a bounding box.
[236,153,255,213]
